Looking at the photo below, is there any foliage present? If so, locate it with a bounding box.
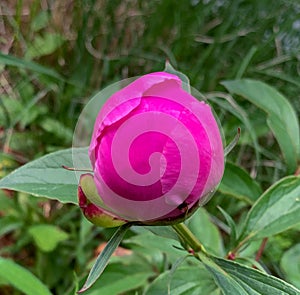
[1,0,300,294]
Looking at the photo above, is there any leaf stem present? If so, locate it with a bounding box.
[172,223,206,254]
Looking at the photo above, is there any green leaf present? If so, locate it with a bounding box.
[89,274,152,295]
[0,52,64,81]
[0,148,90,204]
[0,257,53,295]
[146,225,179,241]
[78,223,132,293]
[0,216,22,237]
[239,176,300,242]
[206,95,261,165]
[25,33,64,59]
[86,257,155,295]
[218,206,237,247]
[31,11,50,32]
[28,224,69,252]
[186,208,224,256]
[40,117,73,143]
[145,265,217,295]
[199,253,300,295]
[280,243,300,289]
[222,79,300,173]
[224,128,241,156]
[124,230,184,262]
[219,162,262,204]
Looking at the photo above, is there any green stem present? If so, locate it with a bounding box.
[172,223,206,254]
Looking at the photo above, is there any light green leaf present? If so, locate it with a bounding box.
[280,243,300,289]
[0,148,90,204]
[145,265,217,295]
[25,33,64,59]
[28,224,69,252]
[222,79,300,173]
[31,11,50,32]
[0,257,53,295]
[186,208,224,256]
[202,254,300,295]
[239,176,300,242]
[219,162,262,204]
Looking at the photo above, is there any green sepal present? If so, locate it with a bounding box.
[78,174,127,228]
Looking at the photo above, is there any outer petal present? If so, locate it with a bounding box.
[89,72,181,166]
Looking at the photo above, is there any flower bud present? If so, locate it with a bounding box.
[81,72,224,225]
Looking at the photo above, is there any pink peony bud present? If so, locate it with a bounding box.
[86,72,224,225]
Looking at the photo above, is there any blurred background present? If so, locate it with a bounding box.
[0,0,299,294]
[1,0,299,159]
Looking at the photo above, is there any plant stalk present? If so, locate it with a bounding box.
[172,223,205,254]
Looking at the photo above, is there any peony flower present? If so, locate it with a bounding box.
[78,72,224,226]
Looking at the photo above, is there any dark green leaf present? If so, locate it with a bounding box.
[206,255,300,295]
[0,148,90,204]
[78,223,132,293]
[224,128,241,156]
[0,52,64,81]
[219,162,262,204]
[0,257,53,295]
[40,117,73,143]
[0,216,22,237]
[222,79,300,173]
[218,206,237,246]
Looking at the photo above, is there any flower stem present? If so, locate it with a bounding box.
[172,223,205,254]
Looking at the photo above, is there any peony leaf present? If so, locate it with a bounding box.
[0,148,90,204]
[200,253,300,295]
[222,79,300,173]
[78,223,132,293]
[81,260,154,295]
[239,176,300,242]
[219,162,262,204]
[145,265,217,295]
